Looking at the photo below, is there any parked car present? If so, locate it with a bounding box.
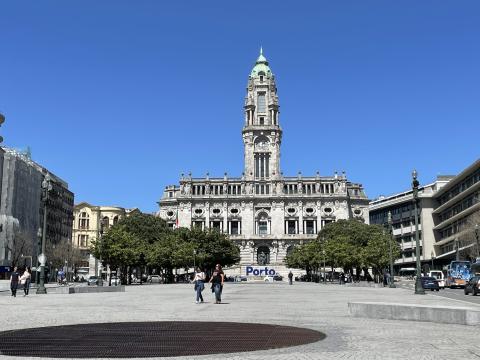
[428,270,445,289]
[264,276,274,282]
[235,275,247,282]
[420,276,440,291]
[273,274,283,281]
[87,276,99,286]
[464,276,480,296]
[148,275,162,284]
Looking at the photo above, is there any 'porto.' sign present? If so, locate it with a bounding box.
[246,266,276,276]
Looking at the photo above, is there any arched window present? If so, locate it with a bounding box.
[113,216,119,225]
[257,211,269,235]
[257,246,270,265]
[102,216,109,230]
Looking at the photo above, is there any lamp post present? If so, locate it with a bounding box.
[37,173,52,294]
[387,211,396,288]
[322,249,326,283]
[412,170,425,295]
[431,251,435,270]
[193,249,196,270]
[475,224,479,261]
[97,219,104,287]
[455,237,460,261]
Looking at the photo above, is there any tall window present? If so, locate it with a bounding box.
[230,221,240,235]
[78,212,89,229]
[257,93,266,113]
[258,221,268,235]
[78,234,88,247]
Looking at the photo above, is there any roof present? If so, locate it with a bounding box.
[250,48,273,77]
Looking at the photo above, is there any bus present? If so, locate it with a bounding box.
[398,268,416,280]
[446,261,471,288]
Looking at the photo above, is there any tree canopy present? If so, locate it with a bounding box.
[285,219,401,280]
[90,213,240,283]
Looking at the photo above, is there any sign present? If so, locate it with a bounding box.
[38,253,47,266]
[245,266,276,276]
[0,266,11,273]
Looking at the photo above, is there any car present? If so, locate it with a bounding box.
[420,276,440,291]
[235,275,247,282]
[110,276,121,286]
[148,275,162,284]
[87,276,99,286]
[264,276,274,282]
[428,271,445,289]
[464,276,480,296]
[273,274,283,281]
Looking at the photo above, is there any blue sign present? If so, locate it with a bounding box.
[246,266,276,276]
[0,266,11,273]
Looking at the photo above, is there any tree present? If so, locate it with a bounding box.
[11,230,33,269]
[284,220,401,282]
[458,211,480,261]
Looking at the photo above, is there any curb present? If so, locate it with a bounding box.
[349,302,480,326]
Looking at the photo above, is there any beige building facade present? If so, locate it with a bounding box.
[71,202,140,277]
[158,51,370,277]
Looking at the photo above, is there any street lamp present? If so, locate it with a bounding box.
[475,224,479,261]
[37,173,52,294]
[387,211,396,288]
[412,169,425,295]
[431,250,435,270]
[97,219,104,286]
[193,249,197,270]
[322,249,326,283]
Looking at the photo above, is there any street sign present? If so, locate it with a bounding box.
[0,266,11,273]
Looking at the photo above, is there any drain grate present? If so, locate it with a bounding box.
[0,321,325,358]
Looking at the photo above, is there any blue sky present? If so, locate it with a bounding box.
[1,1,479,213]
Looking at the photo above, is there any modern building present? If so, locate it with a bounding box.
[432,159,480,261]
[0,147,74,276]
[369,176,452,271]
[158,50,370,277]
[71,202,140,276]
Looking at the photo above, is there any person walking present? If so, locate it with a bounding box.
[288,271,293,285]
[20,267,32,296]
[209,264,224,304]
[193,267,205,304]
[10,266,20,297]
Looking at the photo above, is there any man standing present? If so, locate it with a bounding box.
[288,271,293,285]
[10,267,19,297]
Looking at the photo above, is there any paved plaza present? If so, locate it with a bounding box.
[1,282,480,360]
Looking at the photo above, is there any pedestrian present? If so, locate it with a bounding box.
[10,266,19,297]
[209,264,224,304]
[288,271,293,285]
[193,267,205,304]
[20,267,32,296]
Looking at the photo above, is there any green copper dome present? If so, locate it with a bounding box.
[250,48,273,77]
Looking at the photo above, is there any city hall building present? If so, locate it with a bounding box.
[158,51,369,277]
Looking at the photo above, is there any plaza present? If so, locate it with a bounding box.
[1,282,480,359]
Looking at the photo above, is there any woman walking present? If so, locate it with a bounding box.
[209,264,224,304]
[193,267,205,304]
[20,267,31,296]
[10,266,19,297]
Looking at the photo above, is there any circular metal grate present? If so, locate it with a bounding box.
[0,321,325,358]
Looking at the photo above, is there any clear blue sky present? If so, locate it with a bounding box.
[1,1,479,213]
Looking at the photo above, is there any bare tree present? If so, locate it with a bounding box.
[46,241,85,281]
[11,230,33,269]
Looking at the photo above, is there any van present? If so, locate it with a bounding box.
[428,270,445,289]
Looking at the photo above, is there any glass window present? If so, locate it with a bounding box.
[257,93,266,113]
[258,221,268,235]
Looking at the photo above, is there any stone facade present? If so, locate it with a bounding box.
[158,51,369,277]
[71,202,141,276]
